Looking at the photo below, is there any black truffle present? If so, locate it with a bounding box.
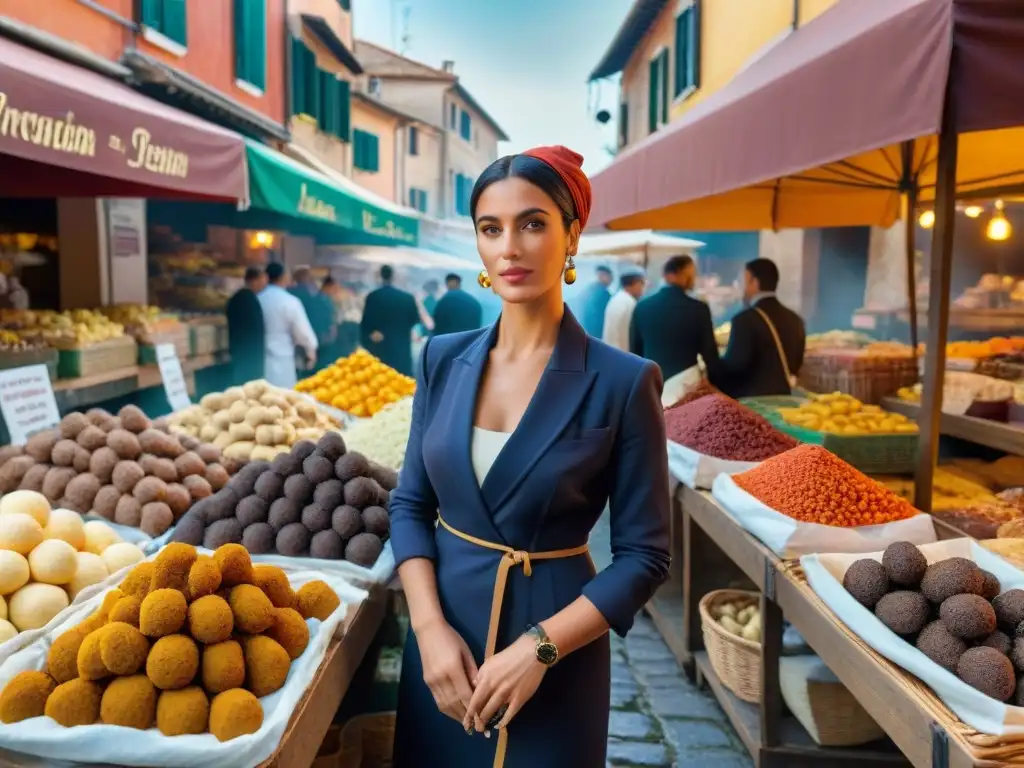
[881,541,927,588]
[332,506,363,540]
[369,463,398,492]
[276,522,311,556]
[842,559,889,609]
[376,485,390,509]
[271,452,299,477]
[344,477,381,510]
[875,591,930,636]
[1012,638,1024,673]
[920,558,984,604]
[994,590,1024,631]
[957,646,1016,701]
[981,571,1002,602]
[309,529,344,560]
[345,532,383,567]
[313,479,344,510]
[283,474,314,504]
[228,463,263,497]
[335,452,370,483]
[236,495,270,528]
[303,454,334,485]
[268,498,301,532]
[241,523,276,555]
[317,432,346,462]
[917,621,967,673]
[171,511,206,546]
[205,488,239,523]
[362,506,390,539]
[204,518,243,549]
[301,503,331,533]
[190,496,215,524]
[254,471,284,503]
[978,631,1012,657]
[940,594,997,640]
[290,440,317,463]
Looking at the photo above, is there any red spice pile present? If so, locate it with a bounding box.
[665,380,721,411]
[665,394,797,461]
[733,444,918,527]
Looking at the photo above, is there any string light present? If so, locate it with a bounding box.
[964,205,983,218]
[918,210,935,229]
[986,200,1011,241]
[250,231,275,248]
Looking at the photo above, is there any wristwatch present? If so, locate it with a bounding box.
[526,624,559,666]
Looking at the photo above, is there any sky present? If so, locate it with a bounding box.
[353,0,634,176]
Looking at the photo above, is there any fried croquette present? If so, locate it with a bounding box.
[77,628,110,681]
[209,688,263,741]
[187,555,222,601]
[100,674,156,729]
[146,634,200,690]
[149,542,197,595]
[139,588,187,638]
[295,580,339,621]
[121,562,154,599]
[99,621,149,675]
[243,635,290,697]
[188,595,233,644]
[0,670,56,722]
[109,595,142,627]
[201,640,245,695]
[228,584,274,634]
[252,564,295,609]
[213,544,253,588]
[44,678,103,727]
[156,686,209,736]
[47,628,86,683]
[265,608,309,660]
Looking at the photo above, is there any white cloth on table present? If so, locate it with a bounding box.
[258,284,318,389]
[471,426,511,486]
[601,289,637,352]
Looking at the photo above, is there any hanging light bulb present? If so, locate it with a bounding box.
[918,210,935,229]
[987,200,1012,241]
[964,205,984,218]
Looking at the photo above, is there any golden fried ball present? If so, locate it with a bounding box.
[228,584,274,634]
[243,635,290,697]
[77,628,110,681]
[187,555,222,601]
[213,544,253,588]
[120,561,154,599]
[139,588,187,638]
[100,674,156,729]
[209,689,263,742]
[146,634,200,690]
[149,542,197,596]
[156,686,209,736]
[99,621,149,675]
[45,678,103,727]
[0,670,56,723]
[201,640,245,695]
[47,628,86,683]
[265,608,310,661]
[252,565,295,609]
[295,580,340,621]
[188,595,233,645]
[109,595,142,627]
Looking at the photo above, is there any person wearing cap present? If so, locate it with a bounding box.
[389,146,670,768]
[601,271,646,352]
[226,267,267,385]
[431,273,482,337]
[257,262,318,388]
[573,264,614,338]
[360,265,432,375]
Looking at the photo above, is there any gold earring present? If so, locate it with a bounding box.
[477,270,491,289]
[563,255,577,285]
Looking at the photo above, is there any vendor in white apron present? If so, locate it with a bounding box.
[257,262,318,389]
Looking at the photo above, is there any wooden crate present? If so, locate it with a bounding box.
[0,347,58,380]
[57,337,138,379]
[138,326,190,365]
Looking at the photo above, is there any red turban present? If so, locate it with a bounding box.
[521,145,592,231]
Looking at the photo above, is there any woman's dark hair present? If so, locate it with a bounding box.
[470,155,577,230]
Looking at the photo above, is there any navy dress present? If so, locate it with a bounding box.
[390,308,671,768]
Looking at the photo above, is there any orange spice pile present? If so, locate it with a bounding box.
[732,444,918,527]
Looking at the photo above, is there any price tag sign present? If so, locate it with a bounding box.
[156,343,191,412]
[851,313,877,330]
[0,364,60,444]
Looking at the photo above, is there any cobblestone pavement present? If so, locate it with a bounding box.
[591,510,753,768]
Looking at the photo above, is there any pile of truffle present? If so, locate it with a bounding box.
[844,542,1024,704]
[171,432,395,567]
[665,394,797,462]
[0,406,240,538]
[0,542,341,742]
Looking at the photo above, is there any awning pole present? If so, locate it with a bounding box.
[901,141,920,352]
[913,116,958,513]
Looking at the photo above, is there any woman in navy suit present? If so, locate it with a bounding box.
[390,145,671,768]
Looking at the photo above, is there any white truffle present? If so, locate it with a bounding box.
[67,552,109,600]
[82,520,121,556]
[100,542,144,574]
[0,551,29,595]
[0,513,43,555]
[0,619,16,643]
[42,508,86,551]
[8,582,69,631]
[0,490,50,527]
[0,594,6,620]
[27,539,78,585]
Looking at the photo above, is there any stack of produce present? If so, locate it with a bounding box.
[167,380,338,462]
[664,380,721,411]
[897,371,1014,409]
[733,445,918,527]
[842,541,1024,704]
[341,398,413,470]
[709,596,761,643]
[805,330,877,350]
[0,491,144,641]
[0,405,238,537]
[665,395,796,462]
[798,345,918,405]
[0,309,126,348]
[0,542,341,741]
[0,330,46,353]
[99,305,180,338]
[171,432,395,568]
[296,349,415,418]
[778,393,918,435]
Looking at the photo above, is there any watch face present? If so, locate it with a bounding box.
[537,641,558,666]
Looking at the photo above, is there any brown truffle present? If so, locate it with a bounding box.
[0,456,33,493]
[311,529,344,560]
[301,503,331,533]
[317,431,346,461]
[118,405,151,434]
[0,670,56,723]
[201,640,246,695]
[917,620,967,673]
[100,674,156,729]
[65,473,101,512]
[90,485,119,520]
[229,584,274,633]
[242,523,276,554]
[236,495,269,528]
[197,444,222,465]
[271,452,299,477]
[139,588,188,638]
[133,476,167,505]
[268,497,301,531]
[141,502,174,536]
[189,595,234,644]
[332,505,363,539]
[874,590,930,636]
[204,518,243,549]
[174,451,206,479]
[164,483,192,518]
[345,532,383,567]
[59,413,89,440]
[243,635,290,697]
[25,430,60,463]
[979,630,1012,657]
[170,511,206,546]
[138,429,184,459]
[296,580,340,621]
[142,455,178,484]
[42,466,76,501]
[343,477,379,509]
[205,463,230,491]
[313,479,344,510]
[19,463,51,493]
[85,408,117,430]
[994,590,1024,631]
[362,506,390,538]
[208,688,263,742]
[958,646,1016,701]
[106,429,143,461]
[156,686,209,736]
[183,474,213,501]
[941,594,998,640]
[303,454,334,485]
[334,452,370,483]
[284,473,315,504]
[89,447,120,484]
[45,678,103,727]
[113,495,142,527]
[76,424,108,452]
[204,487,239,523]
[921,558,984,604]
[276,522,311,556]
[254,471,284,503]
[111,460,145,494]
[981,571,1002,602]
[146,634,200,690]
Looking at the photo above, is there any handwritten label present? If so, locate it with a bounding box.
[361,210,416,244]
[298,183,338,222]
[0,365,60,444]
[851,313,877,330]
[156,344,191,412]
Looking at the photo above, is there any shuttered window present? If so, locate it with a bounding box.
[139,0,187,48]
[410,188,428,213]
[454,174,473,216]
[619,101,629,148]
[319,70,340,136]
[408,126,419,156]
[290,37,317,119]
[234,0,266,90]
[336,78,351,142]
[353,129,380,173]
[459,110,472,141]
[648,48,670,133]
[674,2,702,98]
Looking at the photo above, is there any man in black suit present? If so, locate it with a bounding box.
[713,258,806,398]
[360,265,430,376]
[630,255,719,380]
[431,273,482,337]
[226,267,266,385]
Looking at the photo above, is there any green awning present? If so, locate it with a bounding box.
[244,139,419,246]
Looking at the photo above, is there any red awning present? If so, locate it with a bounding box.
[0,37,246,201]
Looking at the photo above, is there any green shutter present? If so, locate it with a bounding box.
[369,134,380,173]
[161,0,187,47]
[674,11,687,97]
[318,71,339,135]
[647,58,659,134]
[290,37,306,117]
[660,50,669,123]
[140,0,161,28]
[619,101,628,147]
[337,78,351,141]
[234,0,266,89]
[690,1,702,90]
[353,130,379,172]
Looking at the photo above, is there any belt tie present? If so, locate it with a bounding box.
[436,515,590,768]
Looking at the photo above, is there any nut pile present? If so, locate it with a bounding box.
[340,397,413,471]
[666,395,797,462]
[0,542,340,741]
[733,444,917,526]
[171,432,395,567]
[664,380,720,411]
[843,541,1024,703]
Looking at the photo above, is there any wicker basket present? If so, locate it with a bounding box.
[699,589,761,703]
[312,724,344,768]
[337,712,395,768]
[779,655,885,746]
[798,351,919,405]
